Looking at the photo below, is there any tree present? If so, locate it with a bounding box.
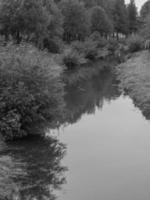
[112,0,129,36]
[41,0,64,52]
[140,0,150,20]
[0,0,64,51]
[42,0,63,39]
[140,14,150,39]
[60,0,90,42]
[90,6,113,36]
[0,0,49,45]
[127,0,138,33]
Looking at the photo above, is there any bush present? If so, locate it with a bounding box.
[127,34,144,53]
[0,43,64,140]
[83,38,98,60]
[89,32,108,48]
[43,38,61,53]
[71,38,98,60]
[107,38,119,55]
[62,34,110,68]
[62,47,87,69]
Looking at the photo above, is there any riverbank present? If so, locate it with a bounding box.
[0,42,116,140]
[0,43,65,140]
[116,50,150,119]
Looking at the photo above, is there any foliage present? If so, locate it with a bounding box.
[0,0,140,47]
[0,43,64,140]
[0,0,48,45]
[62,34,111,69]
[140,0,150,20]
[127,0,138,33]
[42,0,64,52]
[112,0,129,35]
[0,0,63,51]
[59,0,90,42]
[140,14,150,40]
[107,38,119,54]
[62,47,87,69]
[116,51,150,119]
[89,32,108,48]
[90,6,113,36]
[71,39,97,60]
[127,34,144,52]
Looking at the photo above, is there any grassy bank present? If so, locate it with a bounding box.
[116,50,150,119]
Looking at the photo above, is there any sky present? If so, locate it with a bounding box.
[125,0,147,11]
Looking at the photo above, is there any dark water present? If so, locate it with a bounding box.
[1,71,150,200]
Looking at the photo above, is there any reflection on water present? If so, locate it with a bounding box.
[1,70,150,200]
[0,71,121,200]
[0,136,66,200]
[63,71,121,125]
[56,72,150,200]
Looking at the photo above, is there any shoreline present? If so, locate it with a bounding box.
[115,50,150,119]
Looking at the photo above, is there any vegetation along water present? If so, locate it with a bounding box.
[1,0,150,199]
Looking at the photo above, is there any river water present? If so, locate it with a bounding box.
[1,71,150,200]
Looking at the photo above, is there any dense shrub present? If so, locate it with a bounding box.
[127,34,144,52]
[107,39,119,55]
[62,48,86,69]
[0,43,64,140]
[62,35,110,68]
[43,38,61,53]
[89,32,108,48]
[71,37,108,61]
[71,39,98,60]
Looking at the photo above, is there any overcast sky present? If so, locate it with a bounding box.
[125,0,147,11]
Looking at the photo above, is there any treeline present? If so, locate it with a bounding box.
[140,0,150,40]
[0,0,139,51]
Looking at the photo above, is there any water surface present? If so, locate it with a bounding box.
[1,71,150,200]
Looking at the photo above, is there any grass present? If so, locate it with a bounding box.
[116,50,150,119]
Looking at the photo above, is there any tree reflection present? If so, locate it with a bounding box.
[63,71,121,124]
[0,136,67,200]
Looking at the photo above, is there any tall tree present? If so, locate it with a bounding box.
[42,0,63,39]
[90,6,113,36]
[0,0,49,44]
[112,0,129,36]
[41,0,64,52]
[140,0,150,20]
[127,0,138,33]
[60,0,89,42]
[140,14,150,39]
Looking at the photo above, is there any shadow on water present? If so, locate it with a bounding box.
[0,136,67,200]
[63,71,121,125]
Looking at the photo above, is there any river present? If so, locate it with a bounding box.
[1,71,150,200]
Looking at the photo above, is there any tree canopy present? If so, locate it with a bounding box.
[140,0,150,20]
[60,0,89,42]
[0,0,141,45]
[91,6,113,36]
[127,0,138,33]
[112,0,129,35]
